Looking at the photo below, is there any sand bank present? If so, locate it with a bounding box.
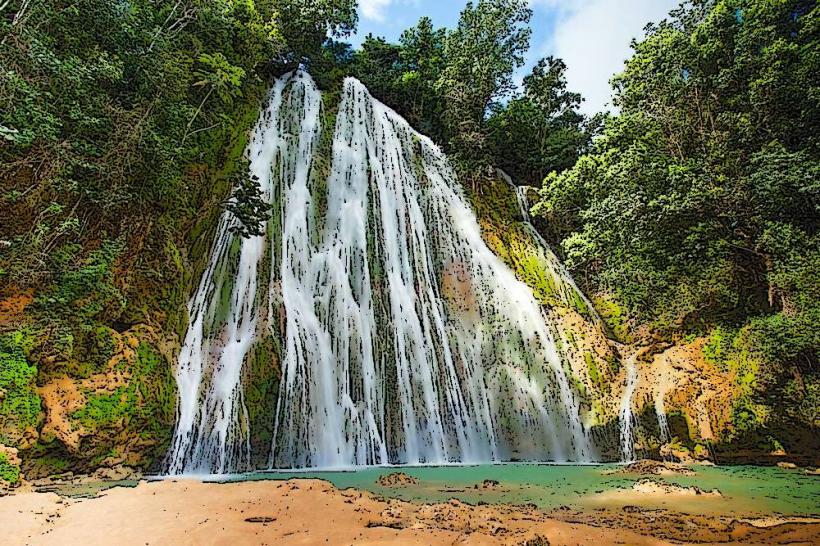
[1,478,817,545]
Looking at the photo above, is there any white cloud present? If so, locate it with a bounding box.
[534,0,678,114]
[359,0,393,22]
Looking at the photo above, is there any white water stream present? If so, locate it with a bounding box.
[618,356,639,462]
[656,390,672,445]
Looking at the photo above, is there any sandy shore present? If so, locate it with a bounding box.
[1,478,818,545]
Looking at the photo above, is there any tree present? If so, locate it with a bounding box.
[0,0,359,287]
[349,18,447,141]
[351,34,403,104]
[532,0,819,445]
[487,57,594,185]
[396,17,448,141]
[275,0,358,65]
[184,52,246,142]
[437,0,532,168]
[534,0,818,329]
[225,171,270,239]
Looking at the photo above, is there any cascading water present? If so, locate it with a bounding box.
[655,390,672,445]
[619,356,639,462]
[167,71,596,474]
[507,173,602,325]
[165,76,296,475]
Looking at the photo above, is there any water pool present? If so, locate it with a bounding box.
[218,463,819,517]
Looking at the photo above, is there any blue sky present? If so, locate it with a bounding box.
[353,0,679,114]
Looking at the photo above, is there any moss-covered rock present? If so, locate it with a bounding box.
[243,334,282,468]
[464,173,622,437]
[0,446,22,487]
[0,330,42,449]
[14,327,177,476]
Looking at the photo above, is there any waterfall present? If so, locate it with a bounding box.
[167,72,595,474]
[514,184,531,222]
[618,356,639,462]
[505,172,602,325]
[655,390,671,445]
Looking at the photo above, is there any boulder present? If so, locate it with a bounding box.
[376,472,418,487]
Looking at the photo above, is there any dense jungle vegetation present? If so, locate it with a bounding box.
[532,0,819,449]
[0,0,817,477]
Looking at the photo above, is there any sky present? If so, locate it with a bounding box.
[353,0,679,115]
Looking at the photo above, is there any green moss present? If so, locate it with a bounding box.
[69,341,176,466]
[71,387,133,428]
[464,176,601,320]
[565,330,576,349]
[0,331,42,446]
[184,99,263,335]
[203,235,242,339]
[606,354,621,376]
[0,452,21,484]
[693,443,709,459]
[30,455,71,475]
[572,375,588,400]
[60,326,117,380]
[703,326,733,369]
[159,239,188,335]
[131,342,177,430]
[571,290,589,316]
[585,351,600,386]
[592,293,632,342]
[244,335,281,466]
[515,250,560,304]
[589,399,606,425]
[309,100,338,244]
[666,437,691,454]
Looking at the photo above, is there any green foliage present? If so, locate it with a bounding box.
[488,58,597,185]
[0,452,21,485]
[276,0,357,63]
[244,335,282,466]
[225,169,271,239]
[37,240,126,322]
[194,53,246,105]
[0,0,356,471]
[346,2,590,179]
[533,0,819,449]
[349,18,447,142]
[535,0,819,332]
[0,331,42,446]
[438,0,532,166]
[0,0,357,290]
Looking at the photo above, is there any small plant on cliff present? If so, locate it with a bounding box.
[224,169,271,239]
